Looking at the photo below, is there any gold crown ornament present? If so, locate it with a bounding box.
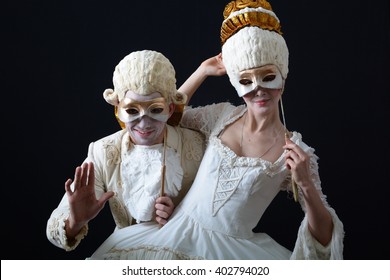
[220,0,282,45]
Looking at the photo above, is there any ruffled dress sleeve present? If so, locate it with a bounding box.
[282,132,345,259]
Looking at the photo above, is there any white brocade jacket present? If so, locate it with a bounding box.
[46,125,205,251]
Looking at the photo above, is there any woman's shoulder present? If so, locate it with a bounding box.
[187,101,242,111]
[199,102,245,119]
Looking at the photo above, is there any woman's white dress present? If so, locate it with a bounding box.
[89,103,344,260]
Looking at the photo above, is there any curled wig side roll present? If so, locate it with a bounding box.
[103,88,120,106]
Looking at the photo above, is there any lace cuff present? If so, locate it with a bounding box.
[59,216,89,252]
[290,207,344,259]
[47,211,89,251]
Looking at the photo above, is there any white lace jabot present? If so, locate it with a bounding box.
[121,144,183,223]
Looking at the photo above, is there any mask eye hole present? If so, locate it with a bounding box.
[151,107,164,114]
[125,108,139,115]
[263,74,276,82]
[239,79,252,85]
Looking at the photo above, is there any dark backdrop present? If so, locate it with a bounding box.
[3,0,389,260]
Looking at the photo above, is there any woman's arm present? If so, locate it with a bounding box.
[178,53,226,105]
[284,138,333,246]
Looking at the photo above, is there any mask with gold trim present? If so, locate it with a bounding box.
[116,97,170,123]
[236,64,283,97]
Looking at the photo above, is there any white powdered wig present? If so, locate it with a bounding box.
[103,50,186,106]
[222,26,289,96]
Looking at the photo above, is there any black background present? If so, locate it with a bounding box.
[3,0,389,260]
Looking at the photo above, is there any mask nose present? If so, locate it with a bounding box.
[136,115,153,128]
[254,86,263,96]
[249,85,267,97]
